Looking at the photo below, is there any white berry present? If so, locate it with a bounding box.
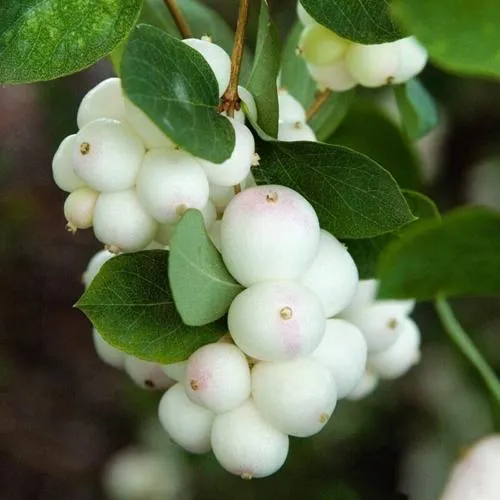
[307,60,357,92]
[345,42,401,88]
[393,37,428,84]
[199,118,255,187]
[77,77,125,129]
[82,249,115,288]
[278,121,317,142]
[184,343,251,413]
[182,38,231,97]
[72,118,145,192]
[211,399,289,478]
[136,148,209,224]
[346,369,379,400]
[311,319,367,398]
[124,356,174,390]
[278,89,307,124]
[162,361,187,382]
[301,229,359,317]
[52,134,86,192]
[158,383,215,454]
[221,185,320,286]
[228,281,326,361]
[124,98,175,149]
[368,317,421,379]
[93,189,158,252]
[299,25,349,66]
[64,187,99,231]
[252,357,337,437]
[93,329,126,369]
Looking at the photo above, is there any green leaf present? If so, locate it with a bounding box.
[253,140,415,239]
[245,0,280,138]
[393,0,500,79]
[76,250,225,363]
[0,0,142,84]
[328,101,423,190]
[121,24,234,163]
[280,22,354,140]
[345,190,438,278]
[377,207,500,300]
[169,210,243,326]
[300,0,404,44]
[394,79,439,140]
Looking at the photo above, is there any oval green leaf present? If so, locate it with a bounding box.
[121,24,235,163]
[300,0,404,44]
[0,0,143,84]
[76,250,225,363]
[253,140,415,239]
[169,210,243,326]
[393,0,500,79]
[377,208,500,300]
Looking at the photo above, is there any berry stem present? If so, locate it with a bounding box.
[221,0,250,119]
[435,296,500,406]
[306,89,332,122]
[164,0,192,38]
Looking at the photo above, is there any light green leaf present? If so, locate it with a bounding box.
[169,210,243,326]
[253,140,415,239]
[393,0,500,79]
[76,250,225,363]
[377,207,500,300]
[121,24,234,163]
[280,22,354,140]
[300,0,404,44]
[0,0,143,84]
[394,79,439,140]
[245,0,280,138]
[329,101,423,190]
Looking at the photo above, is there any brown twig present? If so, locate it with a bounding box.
[164,0,192,38]
[220,0,250,119]
[306,89,332,122]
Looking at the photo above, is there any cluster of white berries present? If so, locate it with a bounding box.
[52,37,259,253]
[82,183,421,479]
[296,2,428,91]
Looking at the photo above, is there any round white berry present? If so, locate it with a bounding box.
[182,38,231,97]
[124,356,174,390]
[82,249,115,288]
[299,25,349,66]
[162,361,187,382]
[301,230,359,318]
[184,343,251,413]
[136,148,209,224]
[199,118,255,187]
[220,185,320,286]
[64,187,99,231]
[345,42,401,88]
[311,319,367,398]
[211,399,289,479]
[124,98,175,149]
[368,317,421,379]
[52,134,86,192]
[72,118,145,192]
[252,357,337,437]
[346,369,379,400]
[93,189,158,252]
[441,436,500,500]
[77,77,125,129]
[93,329,126,369]
[307,60,357,92]
[297,1,317,27]
[345,303,408,353]
[278,89,307,123]
[393,37,428,84]
[158,383,215,454]
[278,121,317,142]
[228,281,326,361]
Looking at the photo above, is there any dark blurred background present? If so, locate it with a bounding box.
[2,1,500,499]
